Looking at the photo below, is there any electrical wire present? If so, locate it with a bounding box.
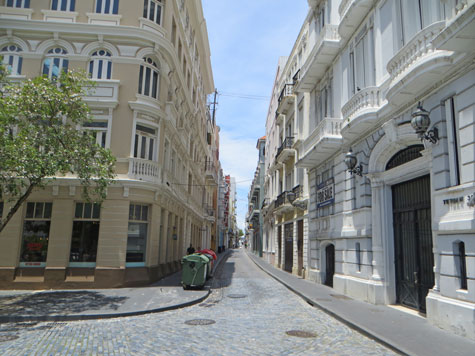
[219,91,270,101]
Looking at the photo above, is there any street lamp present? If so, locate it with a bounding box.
[344,149,363,176]
[411,102,438,144]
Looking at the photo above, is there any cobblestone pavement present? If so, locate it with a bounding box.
[0,250,397,355]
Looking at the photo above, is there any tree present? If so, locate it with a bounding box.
[0,69,116,234]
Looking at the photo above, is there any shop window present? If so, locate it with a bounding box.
[6,0,30,7]
[133,124,157,161]
[127,204,149,265]
[88,50,112,80]
[19,202,52,267]
[51,0,75,11]
[83,121,109,148]
[95,0,119,14]
[138,57,159,99]
[69,203,100,266]
[143,0,162,25]
[42,47,68,79]
[1,44,23,76]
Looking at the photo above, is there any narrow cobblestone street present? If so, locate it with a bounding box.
[0,250,397,356]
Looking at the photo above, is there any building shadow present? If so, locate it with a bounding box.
[0,291,128,316]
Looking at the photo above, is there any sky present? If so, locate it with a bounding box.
[201,0,309,229]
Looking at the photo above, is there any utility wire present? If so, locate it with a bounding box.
[219,91,270,101]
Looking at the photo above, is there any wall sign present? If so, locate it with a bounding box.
[317,178,335,208]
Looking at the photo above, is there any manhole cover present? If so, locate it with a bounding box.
[285,330,317,338]
[0,334,19,343]
[330,294,351,300]
[227,294,247,299]
[185,319,216,326]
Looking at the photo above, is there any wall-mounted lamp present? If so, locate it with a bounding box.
[344,149,363,176]
[411,102,438,144]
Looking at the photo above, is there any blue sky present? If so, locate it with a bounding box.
[201,1,309,229]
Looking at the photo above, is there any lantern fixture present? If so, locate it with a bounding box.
[344,149,363,176]
[411,102,438,144]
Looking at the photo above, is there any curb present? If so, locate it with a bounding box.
[0,251,233,324]
[245,251,409,356]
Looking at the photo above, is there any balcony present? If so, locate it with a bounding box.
[128,158,160,184]
[297,118,342,168]
[274,191,294,214]
[338,0,376,40]
[340,87,383,141]
[277,83,295,115]
[386,21,453,106]
[296,25,340,92]
[205,161,217,182]
[276,137,295,164]
[204,205,215,222]
[83,79,120,108]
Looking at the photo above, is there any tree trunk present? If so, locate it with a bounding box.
[0,184,35,235]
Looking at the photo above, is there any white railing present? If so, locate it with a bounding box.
[387,21,446,80]
[301,24,339,74]
[341,86,381,122]
[306,117,342,148]
[128,158,160,184]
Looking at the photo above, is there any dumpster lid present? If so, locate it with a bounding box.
[182,254,209,262]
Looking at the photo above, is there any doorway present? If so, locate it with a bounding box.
[284,222,293,273]
[392,175,433,313]
[325,244,335,287]
[297,220,303,276]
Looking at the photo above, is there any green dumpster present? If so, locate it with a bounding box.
[181,253,210,289]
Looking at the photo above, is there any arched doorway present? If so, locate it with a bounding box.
[389,146,434,313]
[325,244,335,287]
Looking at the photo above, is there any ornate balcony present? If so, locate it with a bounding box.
[296,25,340,92]
[297,118,342,168]
[338,0,376,40]
[277,83,295,115]
[276,137,295,164]
[274,191,294,214]
[386,21,453,106]
[128,158,160,184]
[340,87,383,141]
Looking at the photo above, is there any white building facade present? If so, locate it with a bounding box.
[265,0,475,339]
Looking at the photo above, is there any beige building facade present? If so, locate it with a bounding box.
[0,0,218,289]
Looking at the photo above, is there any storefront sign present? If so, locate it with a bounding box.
[317,178,335,208]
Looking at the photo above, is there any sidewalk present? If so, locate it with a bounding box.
[0,250,230,323]
[246,250,475,356]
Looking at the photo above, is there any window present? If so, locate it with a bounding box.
[444,97,461,186]
[83,121,108,148]
[138,57,159,99]
[51,0,75,11]
[42,47,68,79]
[455,241,467,290]
[6,0,30,8]
[1,44,23,75]
[356,242,361,272]
[69,203,100,265]
[134,124,157,161]
[20,202,52,267]
[127,204,149,264]
[349,22,375,95]
[95,0,119,14]
[143,0,162,25]
[0,202,3,218]
[396,0,443,47]
[88,50,112,80]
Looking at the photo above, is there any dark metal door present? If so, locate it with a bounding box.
[325,244,335,287]
[284,223,293,273]
[277,225,282,268]
[297,220,304,276]
[392,175,434,313]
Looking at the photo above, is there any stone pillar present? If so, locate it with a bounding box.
[159,208,168,263]
[148,205,161,267]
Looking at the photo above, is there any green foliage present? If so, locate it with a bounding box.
[0,69,115,232]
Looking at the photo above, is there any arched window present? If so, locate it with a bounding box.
[6,0,30,8]
[143,0,163,25]
[138,57,159,99]
[386,145,424,170]
[95,0,119,14]
[42,47,68,79]
[51,0,75,11]
[1,44,23,75]
[88,49,112,79]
